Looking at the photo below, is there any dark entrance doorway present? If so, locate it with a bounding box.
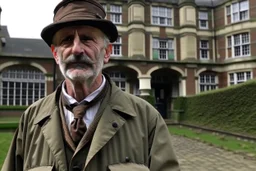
[151,69,180,119]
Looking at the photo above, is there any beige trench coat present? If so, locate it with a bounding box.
[2,81,180,171]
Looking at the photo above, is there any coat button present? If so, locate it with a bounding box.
[72,166,81,171]
[112,122,118,128]
[125,156,130,162]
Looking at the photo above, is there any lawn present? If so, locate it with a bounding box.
[0,132,14,169]
[168,125,256,158]
[0,117,20,123]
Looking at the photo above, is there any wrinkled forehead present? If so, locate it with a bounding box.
[53,25,105,43]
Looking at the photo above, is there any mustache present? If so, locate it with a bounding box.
[61,54,95,66]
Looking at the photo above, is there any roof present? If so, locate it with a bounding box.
[0,26,52,58]
[0,26,10,38]
[149,0,227,7]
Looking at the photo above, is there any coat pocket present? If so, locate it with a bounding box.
[28,166,53,171]
[108,163,149,171]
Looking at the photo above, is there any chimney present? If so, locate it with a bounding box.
[0,6,2,27]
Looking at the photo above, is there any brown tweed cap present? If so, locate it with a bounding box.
[41,0,118,46]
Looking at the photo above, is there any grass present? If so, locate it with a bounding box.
[0,117,20,123]
[0,132,14,169]
[168,125,256,158]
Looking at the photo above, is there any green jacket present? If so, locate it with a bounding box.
[2,81,180,171]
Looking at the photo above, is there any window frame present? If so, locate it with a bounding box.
[151,6,173,26]
[110,4,122,24]
[111,36,122,57]
[229,0,249,23]
[198,11,209,29]
[199,74,217,92]
[229,71,252,85]
[200,40,209,60]
[227,32,250,58]
[153,38,175,60]
[0,68,46,106]
[109,71,126,91]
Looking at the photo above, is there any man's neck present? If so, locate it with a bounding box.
[65,75,103,102]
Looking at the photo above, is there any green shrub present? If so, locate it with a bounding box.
[173,79,256,136]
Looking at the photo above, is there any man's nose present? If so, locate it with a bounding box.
[71,40,84,56]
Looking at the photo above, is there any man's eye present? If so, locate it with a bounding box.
[60,36,73,44]
[80,36,92,42]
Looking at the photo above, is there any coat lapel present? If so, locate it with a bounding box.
[84,105,126,166]
[34,88,68,171]
[40,106,68,170]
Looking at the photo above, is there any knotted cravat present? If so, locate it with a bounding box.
[70,102,89,145]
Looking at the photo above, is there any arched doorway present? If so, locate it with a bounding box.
[151,68,180,119]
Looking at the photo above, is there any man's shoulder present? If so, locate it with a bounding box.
[22,91,58,119]
[30,91,57,108]
[111,89,159,117]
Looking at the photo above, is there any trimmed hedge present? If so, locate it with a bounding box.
[173,79,256,136]
[0,122,19,130]
[0,105,28,110]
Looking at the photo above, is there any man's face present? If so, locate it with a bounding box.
[51,26,111,83]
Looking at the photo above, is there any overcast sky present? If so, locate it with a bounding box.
[1,0,60,39]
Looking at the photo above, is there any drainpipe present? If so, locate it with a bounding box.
[211,0,217,62]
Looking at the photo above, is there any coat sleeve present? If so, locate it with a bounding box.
[148,113,180,171]
[1,123,24,171]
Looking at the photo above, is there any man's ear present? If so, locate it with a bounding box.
[51,45,59,64]
[104,44,112,64]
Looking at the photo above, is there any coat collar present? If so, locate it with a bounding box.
[106,75,137,117]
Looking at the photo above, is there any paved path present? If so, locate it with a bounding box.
[171,135,256,171]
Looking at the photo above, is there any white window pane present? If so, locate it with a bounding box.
[159,41,167,48]
[242,45,250,55]
[159,7,165,16]
[167,8,172,17]
[199,12,208,19]
[242,33,249,44]
[168,40,173,49]
[152,7,158,16]
[153,39,159,48]
[152,17,158,24]
[234,46,241,56]
[240,1,249,11]
[167,18,172,25]
[234,34,241,45]
[110,5,121,12]
[232,3,239,12]
[226,6,231,15]
[233,13,239,22]
[227,36,232,47]
[200,40,208,48]
[159,17,165,24]
[240,11,248,20]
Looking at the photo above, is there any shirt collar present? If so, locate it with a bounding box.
[62,75,106,105]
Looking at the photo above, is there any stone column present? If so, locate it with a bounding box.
[128,1,145,58]
[138,75,151,96]
[180,77,187,96]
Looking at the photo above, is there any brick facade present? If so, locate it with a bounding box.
[1,0,256,118]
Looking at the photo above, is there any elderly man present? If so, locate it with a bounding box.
[2,0,180,171]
